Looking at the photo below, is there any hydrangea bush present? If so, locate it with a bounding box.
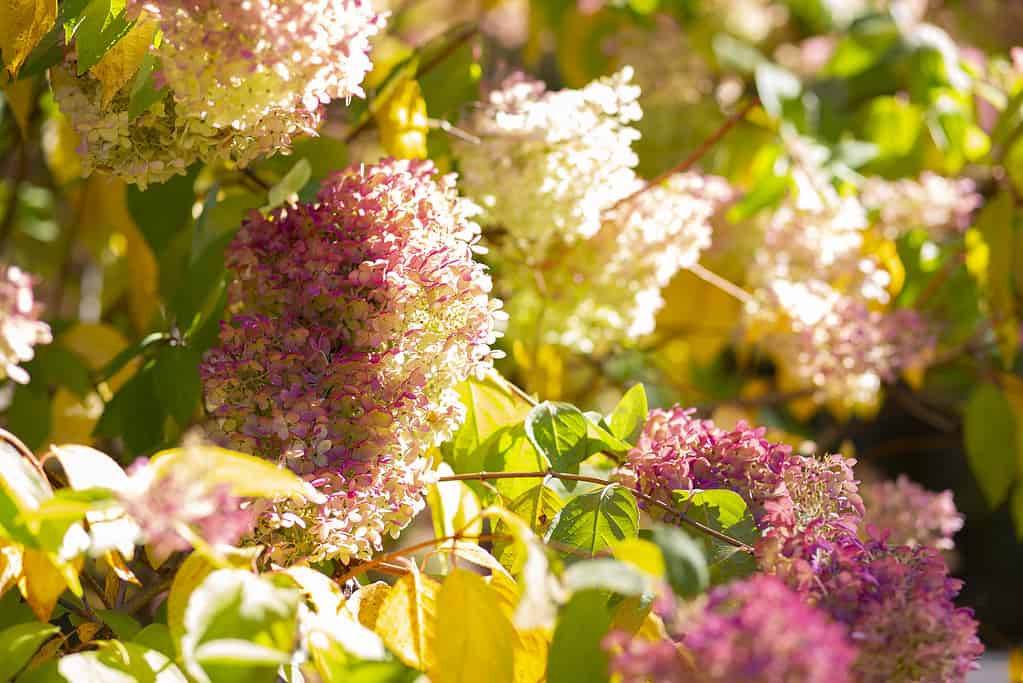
[0,0,1021,681]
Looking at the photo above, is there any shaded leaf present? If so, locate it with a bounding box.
[546,590,613,683]
[964,382,1018,508]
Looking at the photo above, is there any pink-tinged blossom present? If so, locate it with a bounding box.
[256,457,433,565]
[603,631,688,683]
[764,528,983,683]
[860,172,980,240]
[614,406,800,530]
[0,266,51,384]
[861,475,963,551]
[202,159,501,563]
[119,451,255,557]
[129,0,384,152]
[748,282,935,409]
[683,575,855,683]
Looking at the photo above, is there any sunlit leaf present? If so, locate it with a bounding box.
[432,569,515,683]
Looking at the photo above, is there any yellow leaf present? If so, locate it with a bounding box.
[75,622,102,645]
[488,570,551,683]
[278,566,344,616]
[42,109,82,185]
[432,569,515,683]
[48,388,105,446]
[374,78,428,160]
[611,538,665,578]
[104,550,140,586]
[18,549,70,621]
[1010,647,1023,683]
[374,569,439,671]
[123,213,159,333]
[150,445,324,503]
[1,76,35,137]
[0,0,57,78]
[59,322,138,393]
[0,543,24,596]
[345,581,390,631]
[89,17,158,107]
[45,443,128,491]
[166,552,216,645]
[428,464,482,539]
[27,631,65,669]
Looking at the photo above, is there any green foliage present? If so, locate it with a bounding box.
[545,485,640,557]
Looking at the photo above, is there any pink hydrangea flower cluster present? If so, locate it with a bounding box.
[616,407,982,681]
[614,406,800,530]
[0,265,52,384]
[767,528,983,683]
[604,575,855,683]
[129,0,384,144]
[202,159,501,564]
[861,475,963,551]
[119,451,255,558]
[751,282,935,408]
[860,172,980,240]
[683,575,855,683]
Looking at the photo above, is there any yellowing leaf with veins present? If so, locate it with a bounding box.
[432,569,515,683]
[0,0,57,78]
[89,17,158,107]
[0,543,24,596]
[18,549,70,621]
[374,569,439,671]
[346,581,390,631]
[375,78,428,160]
[1,76,35,137]
[167,552,216,644]
[489,569,552,683]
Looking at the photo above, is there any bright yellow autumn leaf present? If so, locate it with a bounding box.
[374,78,429,160]
[374,569,440,671]
[432,569,515,683]
[0,0,57,79]
[89,17,158,107]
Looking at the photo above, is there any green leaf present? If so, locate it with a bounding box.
[964,383,1018,507]
[93,361,164,454]
[971,191,1019,364]
[97,608,142,640]
[179,569,300,683]
[608,384,647,444]
[492,483,563,568]
[5,384,52,452]
[127,52,166,118]
[26,345,92,398]
[0,439,52,545]
[560,558,651,597]
[74,0,134,74]
[433,569,515,683]
[417,23,480,119]
[649,524,709,598]
[126,165,198,252]
[57,641,188,682]
[545,485,639,557]
[263,158,312,212]
[0,621,60,681]
[442,374,533,472]
[672,489,758,584]
[525,401,589,475]
[755,62,801,119]
[478,425,548,502]
[152,345,201,427]
[547,590,613,683]
[132,623,175,658]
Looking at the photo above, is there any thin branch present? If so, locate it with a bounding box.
[611,97,759,211]
[123,575,173,616]
[344,24,479,145]
[438,470,754,552]
[335,532,510,585]
[686,262,754,306]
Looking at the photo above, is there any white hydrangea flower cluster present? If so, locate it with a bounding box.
[53,1,384,187]
[0,266,52,384]
[131,0,384,141]
[859,172,980,241]
[456,69,731,352]
[501,173,733,354]
[455,68,642,251]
